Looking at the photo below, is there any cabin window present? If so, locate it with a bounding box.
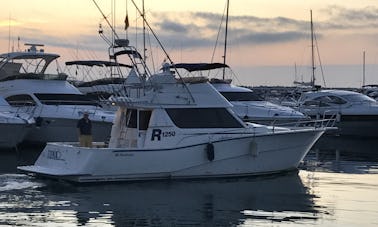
[166,108,243,128]
[125,109,151,130]
[220,92,263,101]
[325,96,347,105]
[34,93,100,106]
[5,94,36,107]
[312,96,346,106]
[139,111,152,130]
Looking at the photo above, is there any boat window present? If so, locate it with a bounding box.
[166,108,244,128]
[303,100,322,107]
[5,94,36,107]
[313,95,346,105]
[125,109,137,128]
[341,94,376,103]
[34,93,100,106]
[220,92,264,101]
[327,96,347,104]
[125,109,152,130]
[139,111,152,130]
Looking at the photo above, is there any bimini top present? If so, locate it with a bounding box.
[170,63,229,72]
[65,60,132,68]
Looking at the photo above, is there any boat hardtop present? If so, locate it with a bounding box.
[0,44,60,81]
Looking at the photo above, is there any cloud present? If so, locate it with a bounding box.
[159,20,189,33]
[146,5,378,51]
[320,5,378,29]
[148,11,310,49]
[1,4,377,59]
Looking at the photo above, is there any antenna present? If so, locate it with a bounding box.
[142,0,146,62]
[8,14,11,53]
[363,50,366,87]
[310,10,315,87]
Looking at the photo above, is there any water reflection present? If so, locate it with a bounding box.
[0,171,320,226]
[300,135,378,174]
[312,135,378,162]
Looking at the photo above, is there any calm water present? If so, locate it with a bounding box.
[0,137,378,227]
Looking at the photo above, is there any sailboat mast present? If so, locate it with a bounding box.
[310,10,315,87]
[222,0,229,80]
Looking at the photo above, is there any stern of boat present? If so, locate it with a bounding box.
[17,143,107,178]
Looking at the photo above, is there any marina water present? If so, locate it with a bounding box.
[1,137,378,227]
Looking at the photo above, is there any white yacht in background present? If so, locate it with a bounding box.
[170,63,308,125]
[0,97,34,149]
[18,44,330,183]
[0,44,114,144]
[297,89,378,137]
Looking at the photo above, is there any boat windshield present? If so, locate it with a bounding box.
[166,108,244,128]
[220,92,264,101]
[341,94,376,103]
[34,93,100,106]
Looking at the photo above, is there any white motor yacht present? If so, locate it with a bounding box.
[0,44,114,144]
[0,96,34,149]
[297,89,378,137]
[170,63,308,125]
[18,45,330,183]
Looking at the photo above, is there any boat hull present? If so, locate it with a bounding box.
[18,129,324,182]
[0,123,31,149]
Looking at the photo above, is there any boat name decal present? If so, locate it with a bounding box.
[151,129,176,141]
[115,153,134,157]
[47,149,64,161]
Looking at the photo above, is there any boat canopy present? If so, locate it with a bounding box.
[77,77,126,87]
[170,63,229,72]
[65,60,132,68]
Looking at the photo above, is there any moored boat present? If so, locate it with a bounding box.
[18,45,332,182]
[0,44,114,144]
[297,89,378,137]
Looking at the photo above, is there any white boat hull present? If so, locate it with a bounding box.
[18,129,324,182]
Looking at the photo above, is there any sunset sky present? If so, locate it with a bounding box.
[1,0,378,87]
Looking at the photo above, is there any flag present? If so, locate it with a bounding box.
[124,14,129,30]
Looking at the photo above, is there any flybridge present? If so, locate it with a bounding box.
[24,43,45,53]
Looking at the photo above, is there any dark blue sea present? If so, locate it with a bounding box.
[1,136,378,226]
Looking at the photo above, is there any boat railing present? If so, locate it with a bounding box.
[0,73,68,82]
[271,112,337,131]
